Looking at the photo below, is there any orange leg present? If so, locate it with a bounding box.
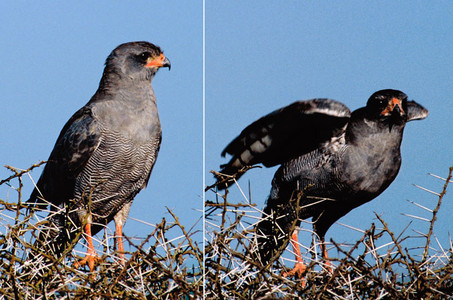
[74,223,99,272]
[115,222,126,264]
[320,239,333,273]
[282,231,307,286]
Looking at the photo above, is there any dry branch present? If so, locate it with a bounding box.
[204,167,453,299]
[0,164,203,299]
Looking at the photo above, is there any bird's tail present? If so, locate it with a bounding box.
[211,164,259,191]
[254,192,302,266]
[25,209,80,277]
[213,164,245,190]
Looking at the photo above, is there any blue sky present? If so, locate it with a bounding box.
[206,2,453,257]
[1,1,452,268]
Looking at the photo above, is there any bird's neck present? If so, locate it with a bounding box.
[346,108,405,147]
[339,110,404,195]
[93,76,156,108]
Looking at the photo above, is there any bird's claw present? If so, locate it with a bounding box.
[73,253,101,271]
[282,261,307,287]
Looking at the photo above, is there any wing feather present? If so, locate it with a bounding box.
[28,106,101,207]
[216,99,351,188]
[407,100,428,121]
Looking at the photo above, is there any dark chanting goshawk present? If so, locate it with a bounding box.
[29,41,170,271]
[216,89,428,278]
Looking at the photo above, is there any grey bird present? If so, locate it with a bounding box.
[28,41,170,271]
[216,89,428,277]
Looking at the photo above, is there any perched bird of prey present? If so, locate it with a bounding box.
[28,41,170,271]
[216,89,428,277]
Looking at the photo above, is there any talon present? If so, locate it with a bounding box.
[73,252,100,270]
[282,261,306,278]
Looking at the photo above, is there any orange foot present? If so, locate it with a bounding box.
[282,262,307,287]
[73,223,100,273]
[282,231,307,287]
[73,252,101,271]
[282,260,306,277]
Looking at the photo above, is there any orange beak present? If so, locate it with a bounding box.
[145,53,171,70]
[380,98,404,116]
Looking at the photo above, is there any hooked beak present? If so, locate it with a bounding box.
[146,53,171,70]
[380,98,405,117]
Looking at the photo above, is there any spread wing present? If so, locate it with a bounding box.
[216,99,351,189]
[28,106,102,207]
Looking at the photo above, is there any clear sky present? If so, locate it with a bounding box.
[206,2,453,257]
[1,1,452,268]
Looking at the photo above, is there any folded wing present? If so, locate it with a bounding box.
[28,106,101,208]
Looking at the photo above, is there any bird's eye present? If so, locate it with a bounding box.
[137,52,151,63]
[375,97,386,106]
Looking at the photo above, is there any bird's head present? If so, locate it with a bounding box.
[366,89,408,126]
[104,41,171,82]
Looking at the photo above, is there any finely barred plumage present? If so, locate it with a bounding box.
[28,42,170,268]
[216,90,428,268]
[72,129,161,232]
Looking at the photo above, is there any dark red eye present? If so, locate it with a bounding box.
[137,52,151,63]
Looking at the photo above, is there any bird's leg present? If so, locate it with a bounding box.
[319,237,333,273]
[115,222,126,265]
[73,223,100,272]
[282,230,307,286]
[113,202,131,265]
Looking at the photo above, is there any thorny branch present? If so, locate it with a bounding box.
[0,164,203,299]
[204,166,453,299]
[1,163,452,299]
[423,166,452,261]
